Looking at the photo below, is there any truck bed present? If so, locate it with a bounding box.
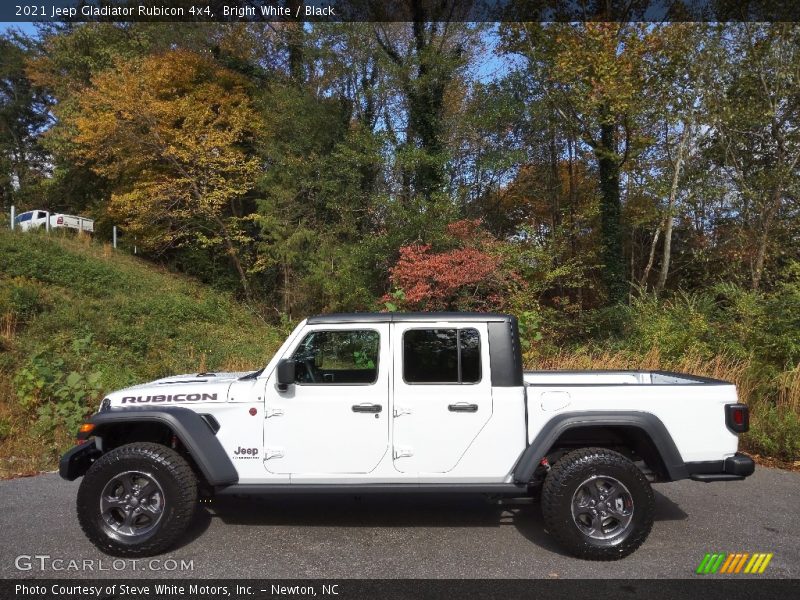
[522,369,739,464]
[524,370,728,386]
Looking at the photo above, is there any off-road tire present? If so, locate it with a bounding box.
[541,447,655,560]
[77,442,197,557]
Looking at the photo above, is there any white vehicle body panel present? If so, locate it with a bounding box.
[524,377,740,464]
[263,322,391,475]
[391,321,492,474]
[101,319,743,486]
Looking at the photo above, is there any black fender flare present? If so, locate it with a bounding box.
[76,407,238,486]
[512,411,689,483]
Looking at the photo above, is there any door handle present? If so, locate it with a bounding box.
[448,403,478,413]
[352,403,383,413]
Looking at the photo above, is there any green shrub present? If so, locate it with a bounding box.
[746,405,800,462]
[621,291,715,360]
[14,351,103,436]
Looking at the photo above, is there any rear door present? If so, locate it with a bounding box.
[392,322,492,473]
[263,324,390,476]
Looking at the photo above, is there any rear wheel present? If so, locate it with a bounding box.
[541,447,654,560]
[77,442,197,556]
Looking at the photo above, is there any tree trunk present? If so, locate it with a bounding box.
[213,216,252,304]
[655,121,691,294]
[751,185,782,291]
[596,120,625,304]
[639,218,663,288]
[286,1,305,83]
[567,132,582,308]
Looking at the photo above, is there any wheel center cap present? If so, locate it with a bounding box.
[130,497,139,507]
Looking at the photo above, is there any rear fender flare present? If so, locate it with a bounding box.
[512,411,688,483]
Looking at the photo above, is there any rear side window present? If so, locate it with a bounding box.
[403,328,481,384]
[291,329,380,385]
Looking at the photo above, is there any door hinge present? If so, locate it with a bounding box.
[263,448,284,460]
[393,447,413,459]
[393,406,412,417]
[265,407,284,418]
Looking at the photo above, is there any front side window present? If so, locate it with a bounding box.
[14,212,32,223]
[291,329,380,384]
[403,328,482,384]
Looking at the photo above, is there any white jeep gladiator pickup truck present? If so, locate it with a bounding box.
[60,313,754,560]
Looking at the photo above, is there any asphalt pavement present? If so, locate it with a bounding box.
[0,467,797,579]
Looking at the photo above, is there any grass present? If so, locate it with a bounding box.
[0,228,283,477]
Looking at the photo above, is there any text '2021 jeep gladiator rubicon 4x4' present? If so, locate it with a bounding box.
[60,313,754,560]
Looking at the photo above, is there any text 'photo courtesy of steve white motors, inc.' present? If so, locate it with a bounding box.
[13,582,341,598]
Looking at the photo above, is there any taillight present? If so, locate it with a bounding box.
[725,403,749,434]
[57,216,63,224]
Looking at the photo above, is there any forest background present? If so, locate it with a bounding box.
[1,9,799,472]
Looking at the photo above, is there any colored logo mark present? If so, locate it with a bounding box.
[696,552,773,574]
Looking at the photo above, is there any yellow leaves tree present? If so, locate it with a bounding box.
[69,49,259,300]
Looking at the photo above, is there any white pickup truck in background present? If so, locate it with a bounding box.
[13,209,94,233]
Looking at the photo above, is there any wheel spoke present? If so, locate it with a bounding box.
[138,480,157,499]
[100,495,126,512]
[142,501,162,516]
[121,474,136,495]
[120,510,137,535]
[587,481,602,501]
[590,512,604,534]
[607,496,631,517]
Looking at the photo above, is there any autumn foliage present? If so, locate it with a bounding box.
[385,220,523,311]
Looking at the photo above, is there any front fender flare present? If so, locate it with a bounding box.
[74,407,238,486]
[512,411,689,483]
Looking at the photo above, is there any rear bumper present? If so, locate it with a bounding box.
[59,440,100,481]
[688,453,755,482]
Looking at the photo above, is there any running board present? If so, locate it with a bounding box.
[215,483,528,496]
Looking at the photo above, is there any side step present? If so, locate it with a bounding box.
[216,483,528,496]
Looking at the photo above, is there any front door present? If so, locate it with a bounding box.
[392,323,492,473]
[263,324,390,475]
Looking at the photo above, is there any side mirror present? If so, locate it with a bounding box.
[276,359,296,391]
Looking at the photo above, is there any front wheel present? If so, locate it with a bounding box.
[541,447,654,560]
[77,442,197,556]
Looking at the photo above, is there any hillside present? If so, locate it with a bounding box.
[0,229,283,477]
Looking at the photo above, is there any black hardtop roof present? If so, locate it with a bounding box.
[306,312,515,325]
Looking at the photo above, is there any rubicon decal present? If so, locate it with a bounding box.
[121,393,217,403]
[696,552,774,574]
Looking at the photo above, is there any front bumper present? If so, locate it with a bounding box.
[59,440,100,481]
[688,453,756,482]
